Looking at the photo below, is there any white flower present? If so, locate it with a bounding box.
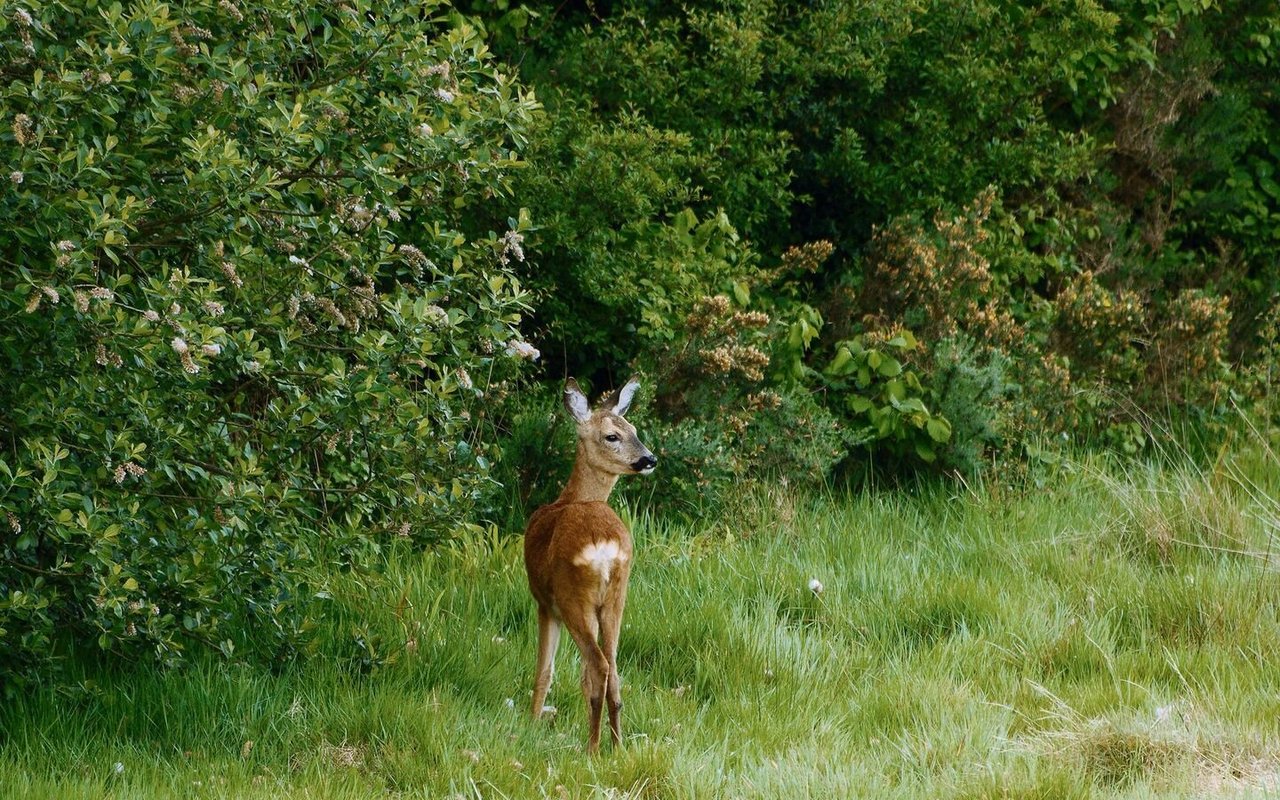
[505,339,540,361]
[202,300,224,317]
[10,171,23,185]
[170,303,181,315]
[416,122,433,138]
[143,310,160,322]
[244,359,262,373]
[435,88,455,103]
[15,8,33,26]
[201,343,222,357]
[170,337,189,354]
[808,578,824,595]
[500,230,525,264]
[288,255,309,267]
[57,240,76,252]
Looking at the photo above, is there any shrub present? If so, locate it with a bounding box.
[0,1,537,680]
[634,289,846,514]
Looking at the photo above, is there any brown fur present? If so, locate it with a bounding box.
[523,378,654,754]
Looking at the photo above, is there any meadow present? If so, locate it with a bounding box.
[3,444,1279,799]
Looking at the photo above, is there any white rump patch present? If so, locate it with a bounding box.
[573,540,627,591]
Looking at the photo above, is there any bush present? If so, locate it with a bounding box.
[0,1,537,680]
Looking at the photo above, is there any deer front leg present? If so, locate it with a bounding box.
[531,605,560,718]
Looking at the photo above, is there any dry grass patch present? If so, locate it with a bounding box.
[1020,688,1276,793]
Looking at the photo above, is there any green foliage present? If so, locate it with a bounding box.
[508,101,754,373]
[821,332,952,465]
[471,0,1278,482]
[929,337,1019,474]
[0,0,537,679]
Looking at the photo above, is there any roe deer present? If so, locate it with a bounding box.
[523,377,656,753]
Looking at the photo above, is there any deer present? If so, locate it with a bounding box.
[523,376,657,754]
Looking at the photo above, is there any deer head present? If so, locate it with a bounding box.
[563,377,657,476]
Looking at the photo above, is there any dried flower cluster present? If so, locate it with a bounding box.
[13,7,35,53]
[861,188,1019,346]
[218,0,244,22]
[680,295,771,381]
[95,342,123,368]
[400,244,431,278]
[169,24,212,58]
[288,270,380,334]
[701,343,770,382]
[12,113,35,146]
[171,337,200,374]
[780,240,835,274]
[1149,288,1232,402]
[1053,270,1145,377]
[217,260,242,288]
[112,461,147,484]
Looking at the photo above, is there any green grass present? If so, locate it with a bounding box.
[3,449,1280,799]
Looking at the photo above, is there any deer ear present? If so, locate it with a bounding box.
[563,378,592,423]
[609,376,641,417]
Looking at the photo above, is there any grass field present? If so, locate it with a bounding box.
[2,446,1279,799]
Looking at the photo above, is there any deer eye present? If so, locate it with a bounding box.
[604,434,621,443]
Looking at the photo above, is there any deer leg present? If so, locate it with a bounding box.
[563,610,608,754]
[599,582,628,747]
[531,606,560,718]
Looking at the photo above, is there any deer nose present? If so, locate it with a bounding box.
[632,455,657,473]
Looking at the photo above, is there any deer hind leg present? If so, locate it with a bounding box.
[599,577,629,747]
[562,608,609,754]
[531,605,560,718]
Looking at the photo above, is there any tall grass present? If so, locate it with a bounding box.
[2,444,1278,799]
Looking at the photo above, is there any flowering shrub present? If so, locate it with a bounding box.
[637,268,846,511]
[0,1,537,679]
[858,189,1022,349]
